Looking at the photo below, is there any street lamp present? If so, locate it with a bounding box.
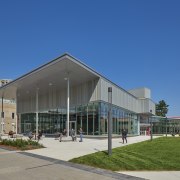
[1,97,4,134]
[165,116,168,137]
[150,110,153,141]
[108,87,112,156]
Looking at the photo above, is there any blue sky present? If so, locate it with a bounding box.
[0,0,179,116]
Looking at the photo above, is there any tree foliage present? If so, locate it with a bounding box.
[156,100,169,117]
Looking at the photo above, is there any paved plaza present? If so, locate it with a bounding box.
[26,135,152,161]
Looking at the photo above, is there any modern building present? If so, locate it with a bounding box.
[0,53,155,136]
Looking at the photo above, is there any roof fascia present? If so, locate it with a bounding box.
[0,53,100,91]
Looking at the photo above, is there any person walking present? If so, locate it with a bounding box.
[37,130,42,141]
[59,129,67,142]
[79,127,83,142]
[28,131,33,140]
[122,129,127,143]
[70,128,76,141]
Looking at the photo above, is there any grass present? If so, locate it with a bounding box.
[69,137,180,171]
[0,139,44,151]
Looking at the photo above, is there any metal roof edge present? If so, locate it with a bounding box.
[0,53,152,101]
[0,53,69,90]
[65,53,138,99]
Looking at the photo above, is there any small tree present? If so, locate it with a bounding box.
[156,100,169,117]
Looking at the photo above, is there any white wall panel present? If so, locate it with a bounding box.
[17,78,100,113]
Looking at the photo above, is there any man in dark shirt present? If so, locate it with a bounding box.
[122,129,127,143]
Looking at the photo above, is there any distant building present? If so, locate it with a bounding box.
[0,79,11,87]
[128,88,153,135]
[168,116,180,120]
[0,79,16,133]
[152,116,180,135]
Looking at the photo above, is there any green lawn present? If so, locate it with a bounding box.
[69,137,180,171]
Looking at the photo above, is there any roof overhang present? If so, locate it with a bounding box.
[0,54,100,100]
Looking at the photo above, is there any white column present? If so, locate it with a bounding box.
[15,114,18,135]
[137,116,140,135]
[36,88,39,137]
[67,78,69,137]
[14,98,17,135]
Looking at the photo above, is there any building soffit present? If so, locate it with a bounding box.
[0,54,100,100]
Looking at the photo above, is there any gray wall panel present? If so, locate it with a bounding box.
[100,78,155,114]
[100,78,138,112]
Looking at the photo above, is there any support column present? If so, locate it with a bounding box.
[87,105,88,135]
[137,115,140,135]
[67,78,69,137]
[15,116,17,134]
[15,98,17,135]
[36,88,39,138]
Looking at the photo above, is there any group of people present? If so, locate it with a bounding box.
[58,127,83,142]
[28,127,127,144]
[58,127,126,143]
[28,130,42,141]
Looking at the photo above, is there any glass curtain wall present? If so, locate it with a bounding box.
[153,118,180,135]
[20,101,139,136]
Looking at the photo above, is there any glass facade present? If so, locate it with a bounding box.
[152,118,180,135]
[19,101,139,136]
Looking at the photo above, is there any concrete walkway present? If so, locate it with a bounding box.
[26,135,153,161]
[119,171,180,180]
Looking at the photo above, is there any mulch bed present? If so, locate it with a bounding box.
[0,144,19,151]
[0,144,43,151]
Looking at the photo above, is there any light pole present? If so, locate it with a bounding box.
[108,87,112,156]
[150,110,153,141]
[165,116,168,137]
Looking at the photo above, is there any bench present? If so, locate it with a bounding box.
[8,131,16,138]
[54,132,60,140]
[14,134,24,139]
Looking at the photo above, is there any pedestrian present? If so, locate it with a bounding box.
[79,127,83,142]
[59,129,67,142]
[70,128,76,141]
[37,130,42,141]
[28,131,33,140]
[122,129,127,143]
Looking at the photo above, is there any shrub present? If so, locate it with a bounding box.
[0,139,44,150]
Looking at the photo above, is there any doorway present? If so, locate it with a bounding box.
[69,121,76,135]
[24,123,31,133]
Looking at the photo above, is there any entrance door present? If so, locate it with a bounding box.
[69,121,76,135]
[24,123,31,133]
